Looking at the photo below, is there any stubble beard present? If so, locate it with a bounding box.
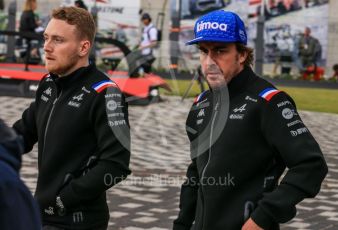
[207,54,242,89]
[47,53,79,76]
[224,54,242,84]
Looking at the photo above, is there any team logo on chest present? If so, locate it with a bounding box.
[41,87,52,102]
[197,109,205,117]
[73,93,84,102]
[233,104,246,113]
[229,103,247,120]
[68,93,85,108]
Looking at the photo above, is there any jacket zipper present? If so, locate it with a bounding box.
[200,99,219,230]
[42,90,62,163]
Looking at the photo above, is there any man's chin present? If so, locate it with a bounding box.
[45,66,59,75]
[45,63,57,71]
[45,64,53,72]
[208,81,227,90]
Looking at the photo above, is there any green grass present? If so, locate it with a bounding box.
[279,87,338,114]
[161,79,338,114]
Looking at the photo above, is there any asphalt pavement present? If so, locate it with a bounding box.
[1,95,337,230]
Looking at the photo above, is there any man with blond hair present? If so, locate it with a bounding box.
[14,7,131,229]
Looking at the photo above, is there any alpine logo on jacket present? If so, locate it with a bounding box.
[41,87,53,102]
[229,103,247,120]
[197,109,205,117]
[68,92,86,108]
[233,104,246,113]
[44,206,54,215]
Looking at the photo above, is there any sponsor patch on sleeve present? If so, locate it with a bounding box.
[259,88,281,101]
[92,80,117,93]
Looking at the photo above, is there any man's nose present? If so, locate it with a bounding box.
[43,40,52,52]
[206,52,217,66]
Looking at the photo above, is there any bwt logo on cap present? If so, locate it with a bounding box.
[196,21,228,32]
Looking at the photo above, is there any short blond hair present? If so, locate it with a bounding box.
[52,6,96,45]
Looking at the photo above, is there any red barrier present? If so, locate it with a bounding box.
[302,66,325,81]
[0,64,170,99]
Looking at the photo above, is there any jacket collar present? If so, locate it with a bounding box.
[50,64,95,89]
[227,66,257,97]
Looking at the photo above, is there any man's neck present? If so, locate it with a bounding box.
[59,59,90,78]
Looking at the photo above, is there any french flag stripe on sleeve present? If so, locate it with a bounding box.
[194,91,207,103]
[92,80,117,93]
[259,88,281,101]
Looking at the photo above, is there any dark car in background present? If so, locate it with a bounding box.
[187,0,231,17]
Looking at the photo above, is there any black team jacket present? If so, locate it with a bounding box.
[13,64,131,229]
[173,66,327,230]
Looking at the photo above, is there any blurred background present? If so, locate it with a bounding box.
[0,0,337,77]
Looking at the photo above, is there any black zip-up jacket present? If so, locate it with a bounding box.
[173,67,327,230]
[13,64,131,229]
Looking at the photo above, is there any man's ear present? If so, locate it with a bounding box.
[239,51,248,65]
[78,40,91,57]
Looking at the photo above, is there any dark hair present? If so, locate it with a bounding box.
[141,13,152,22]
[75,0,88,10]
[235,43,254,67]
[52,6,95,45]
[333,64,338,71]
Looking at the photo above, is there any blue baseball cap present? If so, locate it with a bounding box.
[186,10,247,45]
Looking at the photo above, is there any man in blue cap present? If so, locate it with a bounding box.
[173,10,327,230]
